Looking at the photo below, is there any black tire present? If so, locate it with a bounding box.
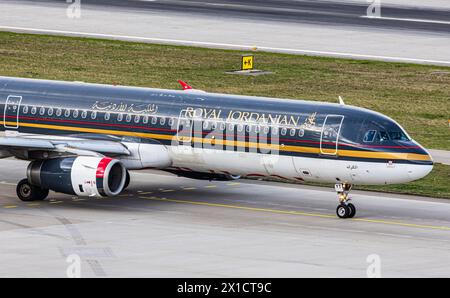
[336,204,350,219]
[33,188,49,201]
[123,171,131,190]
[16,179,49,202]
[347,203,356,218]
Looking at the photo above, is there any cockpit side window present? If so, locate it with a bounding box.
[363,130,377,143]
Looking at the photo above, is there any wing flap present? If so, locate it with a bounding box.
[0,137,55,149]
[54,140,130,155]
[0,137,130,156]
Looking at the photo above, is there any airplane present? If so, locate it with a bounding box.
[0,76,433,218]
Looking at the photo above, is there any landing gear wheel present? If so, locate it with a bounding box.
[336,204,350,219]
[347,203,356,218]
[124,171,131,190]
[16,179,49,202]
[334,182,356,219]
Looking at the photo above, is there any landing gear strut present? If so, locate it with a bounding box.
[16,179,49,202]
[335,182,356,219]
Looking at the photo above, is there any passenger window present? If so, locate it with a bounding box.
[271,127,278,136]
[48,108,54,116]
[64,109,71,117]
[143,116,148,124]
[81,110,87,119]
[203,121,210,130]
[298,128,305,137]
[263,126,269,135]
[91,111,97,120]
[168,118,174,126]
[211,122,217,130]
[237,124,244,132]
[117,114,123,122]
[363,130,377,142]
[160,117,166,125]
[245,125,251,133]
[254,126,260,133]
[228,123,235,131]
[104,112,110,121]
[289,128,296,136]
[281,127,287,135]
[23,106,29,114]
[182,119,191,128]
[125,114,132,123]
[219,122,225,131]
[31,107,37,115]
[151,116,157,125]
[39,107,45,116]
[73,110,79,118]
[56,108,62,117]
[134,115,140,123]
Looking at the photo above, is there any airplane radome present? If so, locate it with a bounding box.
[0,76,433,218]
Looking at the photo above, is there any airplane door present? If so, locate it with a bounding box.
[172,110,206,168]
[176,117,193,144]
[176,108,195,145]
[3,95,22,129]
[320,115,344,155]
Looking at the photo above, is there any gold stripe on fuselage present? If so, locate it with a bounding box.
[4,121,431,162]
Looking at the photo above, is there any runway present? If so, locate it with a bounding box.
[0,0,449,65]
[1,159,450,277]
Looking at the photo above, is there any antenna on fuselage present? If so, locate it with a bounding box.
[338,96,345,105]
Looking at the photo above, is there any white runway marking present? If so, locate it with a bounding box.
[0,181,16,186]
[1,25,449,66]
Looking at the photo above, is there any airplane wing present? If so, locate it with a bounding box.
[0,137,131,158]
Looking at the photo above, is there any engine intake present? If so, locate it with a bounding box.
[27,156,126,197]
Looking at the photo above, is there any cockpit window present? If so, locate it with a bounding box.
[357,117,412,143]
[363,130,377,143]
[388,131,409,141]
[379,131,389,142]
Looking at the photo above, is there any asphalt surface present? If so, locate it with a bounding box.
[19,0,450,33]
[430,149,450,165]
[1,158,450,277]
[0,0,449,65]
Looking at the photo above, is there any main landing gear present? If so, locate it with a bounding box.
[335,182,356,219]
[16,179,49,202]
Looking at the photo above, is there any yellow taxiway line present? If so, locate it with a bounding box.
[140,196,450,232]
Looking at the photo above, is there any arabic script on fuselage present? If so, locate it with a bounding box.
[91,101,159,114]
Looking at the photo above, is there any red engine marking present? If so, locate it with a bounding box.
[96,157,113,178]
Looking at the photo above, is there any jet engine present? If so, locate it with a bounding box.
[27,156,126,197]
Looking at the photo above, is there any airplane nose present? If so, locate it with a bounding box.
[408,163,433,181]
[407,145,434,181]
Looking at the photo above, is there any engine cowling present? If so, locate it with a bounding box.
[27,156,127,197]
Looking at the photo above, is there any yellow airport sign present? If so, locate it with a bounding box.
[241,55,254,70]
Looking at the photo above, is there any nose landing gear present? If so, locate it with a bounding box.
[335,183,355,219]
